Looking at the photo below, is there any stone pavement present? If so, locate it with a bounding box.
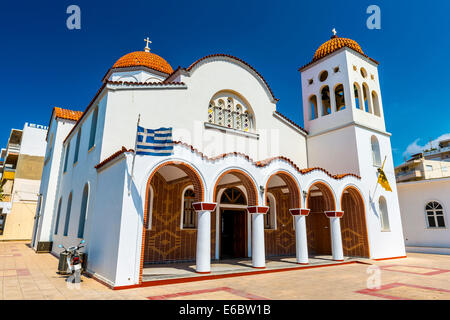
[1,241,450,300]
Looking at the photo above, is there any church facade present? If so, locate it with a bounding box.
[32,33,406,288]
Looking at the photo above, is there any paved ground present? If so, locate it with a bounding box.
[1,241,450,300]
[143,255,363,281]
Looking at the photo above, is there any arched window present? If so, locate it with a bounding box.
[379,196,390,232]
[334,84,346,111]
[362,83,371,113]
[372,91,381,116]
[182,189,196,229]
[63,142,70,173]
[354,83,362,110]
[321,86,331,116]
[371,136,381,167]
[54,198,63,235]
[77,184,89,238]
[63,193,73,236]
[265,193,276,229]
[425,201,446,228]
[208,92,254,132]
[73,129,81,164]
[45,133,54,164]
[220,187,246,205]
[309,95,318,120]
[88,107,98,150]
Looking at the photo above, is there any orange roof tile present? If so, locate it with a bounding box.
[113,51,173,74]
[54,107,83,121]
[313,36,364,62]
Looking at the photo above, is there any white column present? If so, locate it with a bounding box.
[329,216,344,261]
[252,213,266,268]
[196,210,211,273]
[294,215,309,264]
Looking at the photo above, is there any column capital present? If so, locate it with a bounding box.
[289,208,310,216]
[324,211,344,218]
[247,206,269,214]
[192,202,217,212]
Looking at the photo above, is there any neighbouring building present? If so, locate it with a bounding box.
[396,139,450,255]
[0,123,47,240]
[33,31,406,288]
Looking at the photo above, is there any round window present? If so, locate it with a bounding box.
[360,68,367,78]
[319,70,328,82]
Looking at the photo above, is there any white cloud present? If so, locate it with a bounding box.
[403,133,450,158]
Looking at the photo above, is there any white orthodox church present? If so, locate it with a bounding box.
[32,32,406,289]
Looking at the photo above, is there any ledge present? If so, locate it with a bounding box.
[204,122,259,139]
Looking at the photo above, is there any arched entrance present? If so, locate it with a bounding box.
[306,182,336,255]
[213,169,258,259]
[340,186,370,258]
[264,171,301,256]
[141,162,206,267]
[219,187,247,259]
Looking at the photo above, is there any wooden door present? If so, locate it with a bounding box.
[307,196,332,255]
[233,210,247,258]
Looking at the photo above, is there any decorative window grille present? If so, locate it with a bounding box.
[207,93,254,132]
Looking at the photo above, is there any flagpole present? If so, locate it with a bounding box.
[128,114,141,196]
[371,155,387,201]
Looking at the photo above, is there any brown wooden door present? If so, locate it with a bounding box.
[220,209,247,259]
[308,211,332,255]
[233,210,247,258]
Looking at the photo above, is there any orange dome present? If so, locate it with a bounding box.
[113,51,173,74]
[313,36,364,62]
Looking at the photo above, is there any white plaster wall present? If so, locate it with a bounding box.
[354,126,405,259]
[87,157,127,286]
[51,95,107,257]
[19,124,47,157]
[307,126,360,175]
[398,178,450,248]
[12,179,41,202]
[101,57,307,169]
[109,70,166,83]
[33,119,76,247]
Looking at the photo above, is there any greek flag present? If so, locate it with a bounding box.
[136,126,173,156]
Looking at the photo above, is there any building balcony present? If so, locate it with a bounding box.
[424,145,450,157]
[395,169,423,182]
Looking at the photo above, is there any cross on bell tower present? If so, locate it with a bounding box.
[144,37,152,52]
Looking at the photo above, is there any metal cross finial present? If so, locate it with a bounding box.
[144,37,152,52]
[332,28,337,36]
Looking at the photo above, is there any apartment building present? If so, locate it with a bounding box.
[0,123,47,240]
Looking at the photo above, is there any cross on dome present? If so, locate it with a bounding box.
[144,37,152,52]
[332,28,337,36]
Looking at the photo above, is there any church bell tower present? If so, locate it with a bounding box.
[299,30,405,258]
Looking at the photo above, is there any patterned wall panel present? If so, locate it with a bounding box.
[264,189,296,257]
[144,174,215,264]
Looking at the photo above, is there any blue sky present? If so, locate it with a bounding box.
[0,0,449,166]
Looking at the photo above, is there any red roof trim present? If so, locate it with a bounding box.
[165,54,279,102]
[94,142,360,180]
[94,147,133,170]
[274,111,308,134]
[106,80,185,86]
[173,141,360,180]
[299,47,380,72]
[63,83,107,144]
